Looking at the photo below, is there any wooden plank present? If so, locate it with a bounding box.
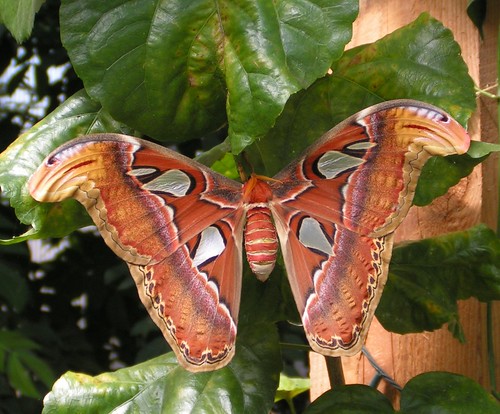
[310,0,499,402]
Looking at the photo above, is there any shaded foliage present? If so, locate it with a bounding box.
[0,1,497,413]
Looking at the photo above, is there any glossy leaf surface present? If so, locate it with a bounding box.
[400,372,499,413]
[0,0,44,42]
[60,0,358,152]
[254,13,475,176]
[304,385,394,414]
[304,372,498,413]
[43,322,280,414]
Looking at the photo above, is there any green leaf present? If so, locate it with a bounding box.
[454,227,500,302]
[467,140,500,158]
[304,385,395,414]
[15,351,55,390]
[0,0,44,42]
[0,90,131,243]
[7,353,40,399]
[195,138,233,170]
[60,0,358,152]
[0,331,55,396]
[254,13,476,175]
[0,330,40,352]
[239,261,299,326]
[377,225,500,338]
[43,322,281,413]
[400,372,499,413]
[0,348,5,373]
[413,153,481,206]
[209,152,239,180]
[415,141,500,205]
[467,0,487,38]
[333,13,475,126]
[0,260,30,311]
[274,373,310,403]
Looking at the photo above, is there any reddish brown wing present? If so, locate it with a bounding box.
[29,134,245,371]
[269,100,470,356]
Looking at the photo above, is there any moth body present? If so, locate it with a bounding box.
[244,206,278,281]
[242,176,278,281]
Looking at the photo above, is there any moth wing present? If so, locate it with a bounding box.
[29,134,245,371]
[271,203,392,355]
[272,100,470,238]
[269,100,470,355]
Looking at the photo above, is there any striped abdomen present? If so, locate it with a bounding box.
[244,206,279,281]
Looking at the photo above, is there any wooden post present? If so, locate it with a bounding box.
[310,0,499,402]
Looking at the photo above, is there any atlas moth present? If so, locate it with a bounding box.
[29,100,470,372]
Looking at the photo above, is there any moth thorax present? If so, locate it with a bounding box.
[244,206,278,282]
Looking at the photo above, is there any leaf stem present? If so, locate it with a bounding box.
[287,397,297,414]
[325,356,345,388]
[475,84,499,100]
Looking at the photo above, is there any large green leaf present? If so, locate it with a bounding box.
[332,13,475,125]
[60,0,358,152]
[304,372,498,413]
[400,372,499,413]
[0,90,131,243]
[254,13,475,176]
[376,225,500,338]
[0,0,44,42]
[304,385,395,414]
[43,322,281,413]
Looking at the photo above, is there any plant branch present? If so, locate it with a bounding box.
[325,356,345,388]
